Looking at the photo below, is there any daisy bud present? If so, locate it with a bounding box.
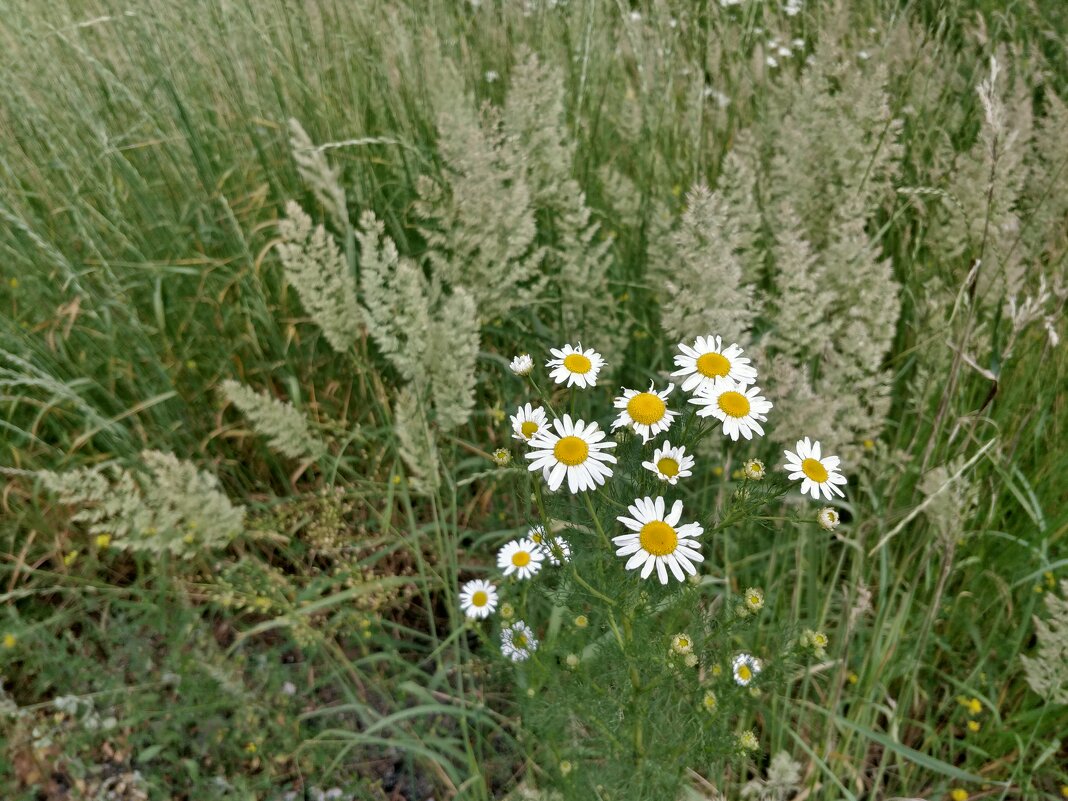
[684,653,699,668]
[509,354,534,376]
[744,587,764,612]
[737,729,760,752]
[817,507,841,531]
[670,633,694,655]
[701,691,717,713]
[492,449,511,467]
[743,458,766,480]
[574,614,588,628]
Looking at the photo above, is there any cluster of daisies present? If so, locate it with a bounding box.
[461,337,849,662]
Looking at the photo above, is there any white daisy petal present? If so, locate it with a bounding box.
[672,336,758,395]
[510,403,549,442]
[690,377,772,441]
[783,438,847,502]
[545,343,605,389]
[459,579,499,619]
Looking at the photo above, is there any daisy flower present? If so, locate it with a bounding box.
[817,507,841,531]
[784,437,847,500]
[459,579,498,619]
[509,354,534,376]
[732,653,762,686]
[611,382,678,442]
[525,415,617,493]
[510,403,548,442]
[743,587,764,612]
[546,344,604,389]
[671,633,694,655]
[672,335,757,394]
[501,621,538,662]
[690,378,773,441]
[527,525,571,565]
[613,497,704,584]
[642,441,694,484]
[743,458,765,480]
[497,538,545,580]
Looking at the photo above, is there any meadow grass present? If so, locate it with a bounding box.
[1,0,1066,799]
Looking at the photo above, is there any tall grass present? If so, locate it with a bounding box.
[1,0,1066,799]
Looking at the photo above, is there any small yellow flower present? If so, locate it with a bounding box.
[8,277,18,289]
[712,466,724,477]
[702,690,717,713]
[966,697,982,715]
[731,468,745,480]
[391,475,402,485]
[500,603,515,620]
[63,550,79,566]
[967,720,980,733]
[245,742,258,754]
[1033,583,1044,594]
[95,533,112,549]
[863,438,875,450]
[950,789,968,801]
[1045,571,1055,589]
[1059,785,1068,798]
[847,671,859,685]
[711,663,723,677]
[574,614,588,629]
[2,633,16,649]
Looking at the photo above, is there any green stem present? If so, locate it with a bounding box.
[582,492,613,550]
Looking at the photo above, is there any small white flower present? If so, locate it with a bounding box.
[778,46,792,58]
[641,441,695,485]
[613,497,704,584]
[671,633,694,655]
[510,402,548,442]
[858,50,871,61]
[611,382,678,442]
[784,0,802,15]
[784,437,847,500]
[525,415,617,493]
[546,343,605,389]
[817,507,841,531]
[732,653,762,686]
[484,70,500,83]
[743,587,764,612]
[501,621,538,662]
[672,335,758,394]
[766,55,779,68]
[743,458,766,480]
[459,579,499,619]
[528,525,571,565]
[281,681,297,696]
[690,378,773,441]
[509,353,534,376]
[497,538,545,580]
[792,38,805,48]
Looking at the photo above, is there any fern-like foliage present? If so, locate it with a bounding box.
[220,380,326,461]
[38,451,245,558]
[276,201,362,354]
[1022,580,1068,704]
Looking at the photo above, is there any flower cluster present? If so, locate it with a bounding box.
[458,336,848,674]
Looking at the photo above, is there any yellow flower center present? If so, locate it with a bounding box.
[521,420,539,438]
[696,351,731,378]
[678,637,690,649]
[530,531,544,543]
[626,392,666,425]
[639,521,678,556]
[511,550,532,568]
[801,458,829,483]
[471,590,488,607]
[737,665,752,682]
[717,391,750,418]
[513,634,528,648]
[554,436,589,466]
[563,353,592,374]
[657,457,680,477]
